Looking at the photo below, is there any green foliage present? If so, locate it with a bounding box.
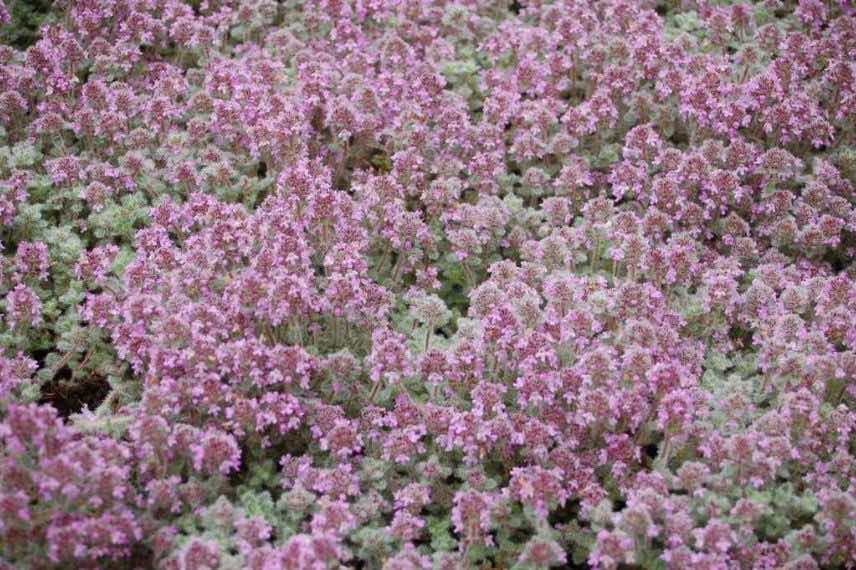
[426,515,456,552]
[0,0,54,49]
[88,193,149,241]
[352,526,394,564]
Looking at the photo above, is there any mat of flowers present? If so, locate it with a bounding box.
[0,0,855,568]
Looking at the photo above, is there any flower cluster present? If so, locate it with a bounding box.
[1,0,855,568]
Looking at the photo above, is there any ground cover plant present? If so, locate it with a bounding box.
[0,0,855,568]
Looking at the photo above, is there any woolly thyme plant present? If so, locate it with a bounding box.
[1,0,856,568]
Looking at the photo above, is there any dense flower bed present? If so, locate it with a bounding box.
[1,0,855,568]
